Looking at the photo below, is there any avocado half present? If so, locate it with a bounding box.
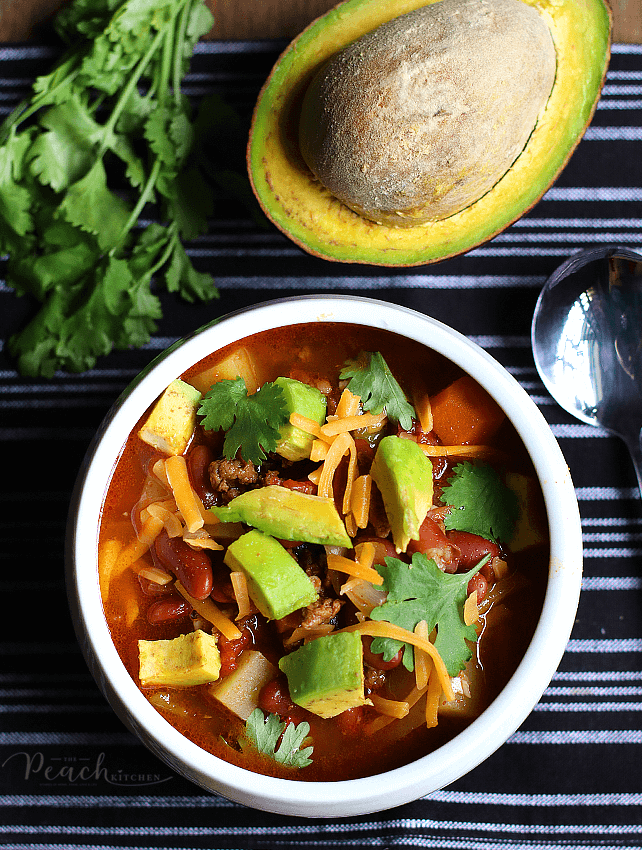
[247,0,612,266]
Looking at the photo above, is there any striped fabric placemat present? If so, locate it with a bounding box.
[1,37,641,850]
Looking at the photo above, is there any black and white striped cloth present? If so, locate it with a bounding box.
[1,38,641,850]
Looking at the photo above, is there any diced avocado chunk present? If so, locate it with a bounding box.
[138,378,201,456]
[370,435,433,553]
[274,376,326,461]
[210,484,351,547]
[138,629,220,687]
[225,529,318,620]
[207,650,277,721]
[279,631,369,719]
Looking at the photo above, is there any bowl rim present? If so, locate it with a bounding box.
[66,294,582,817]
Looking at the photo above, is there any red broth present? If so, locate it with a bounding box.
[98,324,549,781]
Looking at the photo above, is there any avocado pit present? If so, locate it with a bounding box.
[298,0,556,226]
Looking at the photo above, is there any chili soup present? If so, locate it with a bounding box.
[97,322,549,782]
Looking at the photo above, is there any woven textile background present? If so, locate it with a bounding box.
[1,37,642,849]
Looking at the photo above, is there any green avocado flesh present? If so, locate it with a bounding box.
[225,529,318,620]
[370,435,434,553]
[210,485,352,547]
[247,0,611,266]
[274,376,327,462]
[279,630,369,718]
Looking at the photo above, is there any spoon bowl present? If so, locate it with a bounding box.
[531,245,642,492]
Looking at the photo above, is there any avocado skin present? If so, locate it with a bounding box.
[210,485,352,547]
[247,0,611,266]
[279,630,369,719]
[225,529,318,620]
[370,435,433,553]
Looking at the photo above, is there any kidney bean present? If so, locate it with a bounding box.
[138,575,173,597]
[210,560,236,604]
[446,530,500,570]
[187,444,216,505]
[362,636,403,671]
[146,597,192,625]
[281,478,317,495]
[154,532,213,600]
[218,624,252,677]
[407,517,459,572]
[467,571,489,604]
[335,706,365,736]
[356,536,397,566]
[258,677,306,724]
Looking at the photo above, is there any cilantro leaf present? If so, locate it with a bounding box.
[370,552,483,676]
[340,351,416,430]
[243,709,313,768]
[441,461,518,544]
[0,0,237,377]
[198,378,289,465]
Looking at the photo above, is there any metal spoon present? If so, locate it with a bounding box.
[531,245,642,494]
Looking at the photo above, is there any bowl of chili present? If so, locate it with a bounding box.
[66,295,582,817]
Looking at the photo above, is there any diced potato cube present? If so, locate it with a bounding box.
[208,650,277,720]
[138,629,220,688]
[188,347,261,395]
[138,379,201,456]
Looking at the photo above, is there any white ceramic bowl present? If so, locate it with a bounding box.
[66,295,582,817]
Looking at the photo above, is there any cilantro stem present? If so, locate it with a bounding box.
[172,1,192,102]
[110,156,164,252]
[0,55,83,145]
[149,225,180,277]
[96,25,166,161]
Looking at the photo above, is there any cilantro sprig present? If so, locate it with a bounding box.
[198,377,288,465]
[441,461,518,544]
[370,552,485,676]
[243,708,313,768]
[340,351,416,430]
[0,0,251,377]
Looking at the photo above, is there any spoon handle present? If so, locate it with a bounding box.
[623,430,642,499]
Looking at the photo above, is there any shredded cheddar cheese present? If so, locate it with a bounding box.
[182,529,224,551]
[370,694,410,719]
[145,501,183,538]
[175,581,242,641]
[151,458,170,489]
[336,387,361,418]
[137,565,173,586]
[113,515,164,573]
[413,388,434,433]
[164,455,205,534]
[310,439,328,462]
[463,590,480,626]
[413,620,431,692]
[417,443,497,460]
[289,411,322,437]
[354,541,375,572]
[326,553,384,586]
[340,620,455,701]
[316,431,352,498]
[284,622,335,646]
[320,411,387,438]
[364,683,429,735]
[351,474,372,529]
[342,436,358,516]
[425,669,442,728]
[230,571,252,620]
